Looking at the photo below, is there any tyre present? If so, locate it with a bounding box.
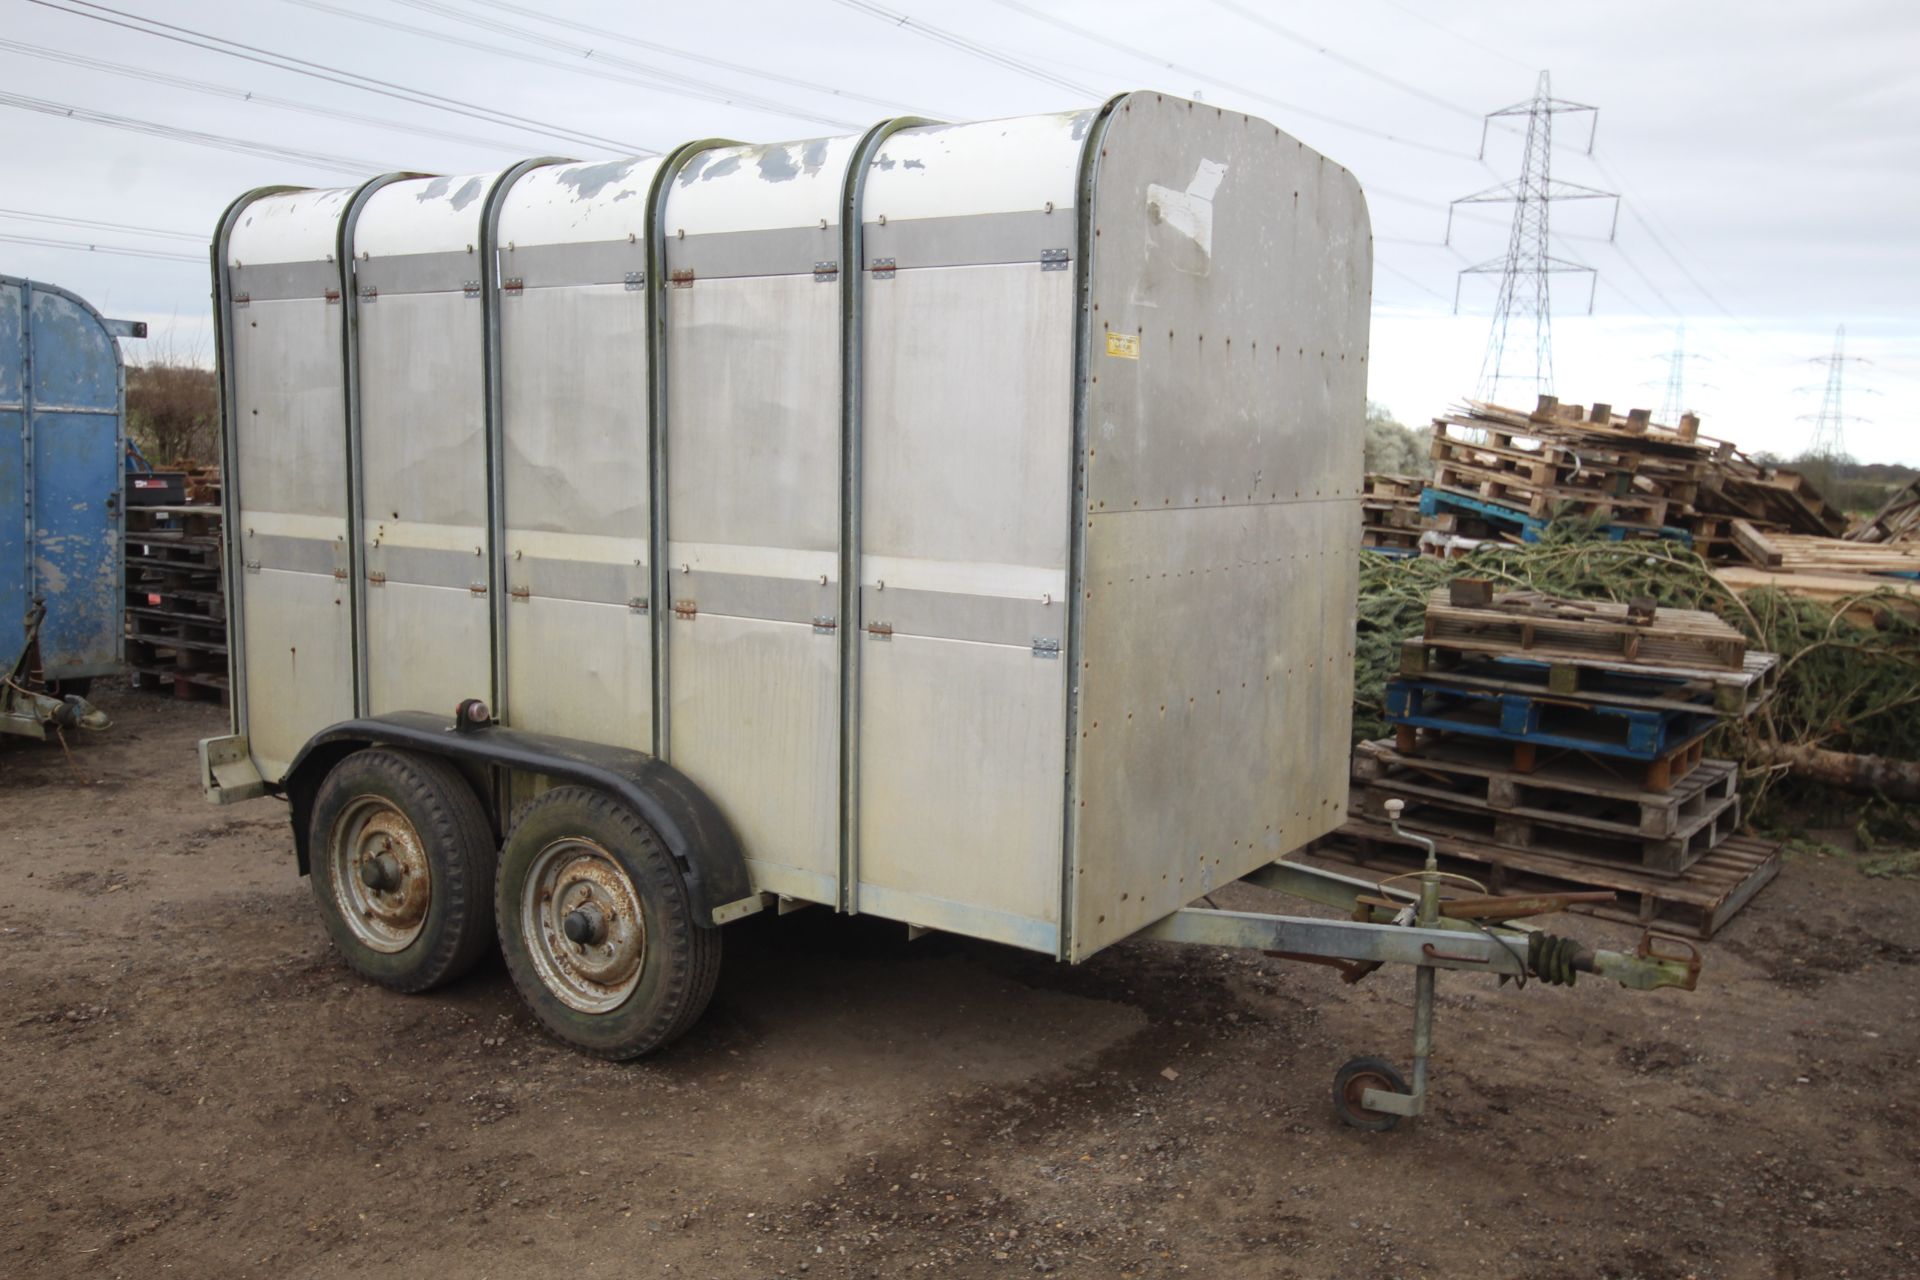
[307,748,497,993]
[496,787,721,1059]
[1332,1055,1410,1132]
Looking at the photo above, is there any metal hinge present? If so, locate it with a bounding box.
[1040,248,1069,272]
[502,277,524,295]
[670,269,695,289]
[628,597,649,613]
[243,558,262,574]
[462,280,481,298]
[1032,636,1061,658]
[332,568,348,581]
[672,598,697,619]
[865,621,893,640]
[813,261,838,282]
[469,581,488,596]
[509,585,530,602]
[869,258,895,280]
[323,288,341,305]
[358,285,378,301]
[812,615,836,634]
[367,570,386,586]
[234,293,251,308]
[624,271,644,291]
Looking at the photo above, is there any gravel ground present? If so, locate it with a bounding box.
[2,684,1916,1279]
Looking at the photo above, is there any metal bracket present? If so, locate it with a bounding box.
[462,280,481,298]
[243,558,262,574]
[198,734,268,805]
[234,293,251,308]
[358,285,377,302]
[468,581,488,596]
[865,620,893,640]
[869,258,896,280]
[367,570,387,587]
[623,271,644,291]
[672,599,697,619]
[813,261,839,282]
[1032,636,1061,659]
[812,615,837,634]
[1041,248,1070,271]
[627,597,649,613]
[502,277,524,295]
[323,288,341,305]
[670,269,695,289]
[509,585,531,602]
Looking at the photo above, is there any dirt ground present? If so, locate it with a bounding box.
[1,685,1916,1279]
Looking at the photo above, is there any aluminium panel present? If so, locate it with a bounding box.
[1067,95,1372,959]
[854,139,1080,954]
[660,137,857,901]
[352,173,499,718]
[225,191,355,778]
[493,270,652,750]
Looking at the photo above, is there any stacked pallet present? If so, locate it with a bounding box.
[1423,397,1714,545]
[1310,581,1782,938]
[124,504,229,702]
[1360,474,1425,555]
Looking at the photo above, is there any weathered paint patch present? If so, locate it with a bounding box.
[757,145,800,183]
[448,176,484,212]
[1147,159,1228,263]
[556,159,639,201]
[675,153,712,187]
[416,176,453,203]
[800,138,829,172]
[700,153,743,182]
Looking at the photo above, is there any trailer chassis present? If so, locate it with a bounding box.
[1139,800,1701,1129]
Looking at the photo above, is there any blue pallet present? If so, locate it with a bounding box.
[1419,488,1693,548]
[1384,677,1717,762]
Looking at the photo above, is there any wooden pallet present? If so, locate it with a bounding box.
[1304,814,1781,940]
[1354,775,1736,876]
[1423,589,1748,672]
[1354,738,1739,838]
[1401,639,1778,717]
[1430,468,1672,526]
[1385,677,1719,759]
[1391,722,1708,794]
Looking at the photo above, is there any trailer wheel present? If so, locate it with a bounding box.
[1332,1055,1409,1132]
[308,748,497,993]
[496,787,721,1060]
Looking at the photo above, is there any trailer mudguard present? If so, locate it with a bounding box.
[280,710,753,926]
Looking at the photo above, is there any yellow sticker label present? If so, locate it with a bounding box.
[1105,331,1140,360]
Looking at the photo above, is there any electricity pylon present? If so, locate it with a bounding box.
[1798,324,1870,461]
[1448,71,1619,404]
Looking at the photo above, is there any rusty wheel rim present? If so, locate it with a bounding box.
[523,838,647,1014]
[1341,1069,1396,1119]
[329,796,432,954]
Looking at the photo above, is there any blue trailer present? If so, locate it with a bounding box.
[1,274,143,739]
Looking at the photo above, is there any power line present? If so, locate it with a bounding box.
[828,0,1097,98]
[0,230,203,263]
[1368,0,1536,72]
[0,207,204,242]
[0,90,387,174]
[1375,259,1453,305]
[0,37,541,157]
[29,1,648,156]
[982,0,1480,160]
[1205,0,1490,123]
[281,0,864,132]
[461,0,944,118]
[1589,148,1751,329]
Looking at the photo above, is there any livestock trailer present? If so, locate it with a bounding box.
[1,274,139,738]
[201,95,1695,1128]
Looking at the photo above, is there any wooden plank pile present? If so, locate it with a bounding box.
[1360,474,1425,554]
[1312,581,1782,938]
[1851,476,1920,546]
[125,504,229,703]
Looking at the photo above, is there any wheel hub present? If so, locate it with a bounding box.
[328,799,432,953]
[523,839,646,1014]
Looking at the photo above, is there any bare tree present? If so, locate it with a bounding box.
[126,329,218,467]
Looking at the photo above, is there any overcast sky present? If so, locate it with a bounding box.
[5,0,1915,463]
